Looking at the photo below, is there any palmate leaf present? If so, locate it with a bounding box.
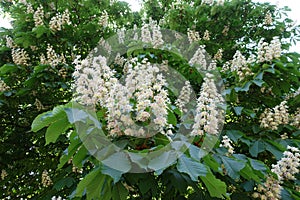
[176,154,207,181]
[76,167,113,200]
[221,156,246,180]
[200,169,227,198]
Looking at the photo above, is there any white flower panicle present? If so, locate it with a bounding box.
[152,23,164,48]
[99,10,109,27]
[187,28,200,43]
[141,23,152,44]
[214,48,223,60]
[43,44,65,67]
[0,80,10,93]
[271,146,300,181]
[1,169,8,180]
[117,27,126,44]
[257,37,281,62]
[41,170,52,187]
[73,55,170,137]
[175,81,192,112]
[291,108,300,129]
[189,45,207,70]
[203,30,210,41]
[12,48,30,66]
[49,9,71,31]
[260,100,289,130]
[33,5,44,27]
[230,50,253,80]
[253,176,282,200]
[5,36,16,48]
[264,11,273,25]
[26,3,34,14]
[73,54,114,106]
[222,25,229,36]
[220,135,234,155]
[192,74,224,136]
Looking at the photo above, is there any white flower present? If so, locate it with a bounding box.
[189,45,207,70]
[260,100,289,130]
[187,28,200,43]
[191,74,224,136]
[220,135,234,155]
[99,10,109,27]
[0,80,10,93]
[264,11,272,25]
[271,146,300,181]
[175,81,192,112]
[12,48,30,66]
[41,170,52,187]
[230,50,253,80]
[1,169,8,180]
[203,30,210,41]
[49,9,71,32]
[257,37,281,62]
[33,5,44,27]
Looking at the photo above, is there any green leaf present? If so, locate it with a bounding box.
[0,64,18,74]
[248,158,267,172]
[101,165,124,184]
[102,152,131,173]
[233,106,243,115]
[226,130,243,143]
[235,81,252,92]
[239,164,260,182]
[112,182,129,200]
[76,167,112,200]
[249,140,265,157]
[189,144,206,160]
[252,79,264,87]
[265,141,284,160]
[72,146,88,168]
[45,116,70,145]
[177,154,207,181]
[167,109,177,126]
[203,154,221,172]
[32,25,49,38]
[31,104,70,132]
[53,177,75,190]
[221,156,245,179]
[200,170,227,198]
[148,151,177,171]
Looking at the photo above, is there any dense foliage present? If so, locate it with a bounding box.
[0,0,299,199]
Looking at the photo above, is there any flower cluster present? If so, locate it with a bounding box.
[73,53,170,137]
[0,80,10,93]
[203,30,210,41]
[230,50,253,80]
[175,81,192,112]
[290,108,300,129]
[189,46,217,71]
[214,48,223,61]
[257,37,281,62]
[140,20,164,47]
[49,9,71,31]
[192,74,224,136]
[220,135,234,155]
[187,28,200,43]
[5,36,16,48]
[253,176,282,200]
[264,11,273,25]
[222,25,229,36]
[12,48,30,66]
[33,5,44,27]
[1,169,8,180]
[41,170,52,187]
[40,44,65,67]
[99,10,109,27]
[272,146,300,181]
[260,100,289,130]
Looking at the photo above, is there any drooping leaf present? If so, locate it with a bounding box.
[177,154,207,181]
[221,156,245,180]
[200,170,227,198]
